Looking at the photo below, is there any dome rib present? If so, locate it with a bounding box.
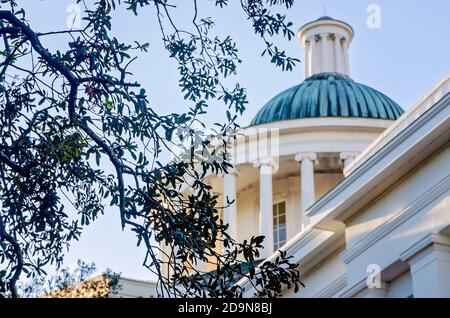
[335,80,349,116]
[250,73,404,126]
[329,80,338,117]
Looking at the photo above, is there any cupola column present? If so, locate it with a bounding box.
[309,36,319,76]
[298,16,354,77]
[254,158,275,258]
[305,39,312,77]
[295,153,318,229]
[223,168,239,243]
[334,35,343,74]
[320,33,330,73]
[342,38,350,75]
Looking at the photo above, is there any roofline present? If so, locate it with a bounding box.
[119,276,157,286]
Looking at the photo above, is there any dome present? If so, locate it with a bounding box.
[250,73,404,126]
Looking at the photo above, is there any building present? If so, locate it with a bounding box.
[208,16,449,298]
[42,276,157,298]
[113,277,157,298]
[150,16,450,298]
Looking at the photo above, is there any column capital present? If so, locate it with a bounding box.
[307,36,317,44]
[253,157,276,169]
[254,157,277,175]
[295,152,317,163]
[258,158,274,258]
[340,152,360,160]
[320,33,329,40]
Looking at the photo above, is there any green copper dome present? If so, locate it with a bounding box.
[251,73,404,126]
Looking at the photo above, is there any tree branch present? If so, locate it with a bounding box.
[0,26,20,36]
[0,151,29,177]
[0,10,133,230]
[0,10,79,118]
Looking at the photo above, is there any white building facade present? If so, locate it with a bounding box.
[153,16,450,299]
[214,16,450,298]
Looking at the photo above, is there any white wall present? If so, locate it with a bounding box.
[343,146,450,288]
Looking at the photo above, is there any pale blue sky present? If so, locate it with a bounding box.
[19,0,450,280]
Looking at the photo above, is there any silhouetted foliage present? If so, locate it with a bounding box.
[0,0,301,298]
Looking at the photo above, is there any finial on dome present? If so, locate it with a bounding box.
[298,17,354,78]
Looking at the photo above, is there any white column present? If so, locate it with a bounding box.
[159,242,172,281]
[340,152,360,169]
[334,35,343,74]
[295,153,317,229]
[320,33,329,73]
[310,36,318,76]
[305,39,312,77]
[342,38,350,76]
[223,169,238,243]
[401,234,450,298]
[254,158,274,258]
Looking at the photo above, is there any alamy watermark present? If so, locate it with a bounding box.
[366,264,382,289]
[367,4,382,29]
[66,3,82,29]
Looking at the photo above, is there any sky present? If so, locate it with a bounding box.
[15,0,450,281]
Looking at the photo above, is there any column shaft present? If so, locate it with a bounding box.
[320,33,329,73]
[223,171,238,242]
[295,153,317,229]
[256,160,274,258]
[310,37,318,76]
[334,35,343,74]
[343,39,350,75]
[305,40,311,77]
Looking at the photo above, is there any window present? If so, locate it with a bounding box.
[273,201,287,250]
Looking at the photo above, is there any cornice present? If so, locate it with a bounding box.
[341,176,450,264]
[400,233,450,263]
[314,274,347,298]
[339,277,367,298]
